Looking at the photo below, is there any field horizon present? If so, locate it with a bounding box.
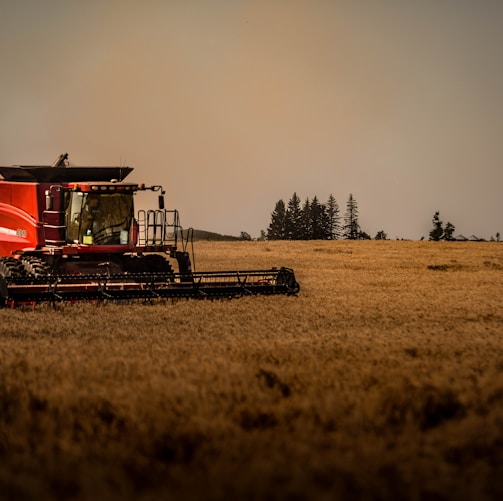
[1,240,502,500]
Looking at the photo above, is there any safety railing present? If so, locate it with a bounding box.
[136,209,181,247]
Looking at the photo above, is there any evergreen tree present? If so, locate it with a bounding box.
[310,196,326,240]
[267,192,362,241]
[326,194,340,239]
[267,199,287,240]
[443,221,455,241]
[300,197,311,240]
[375,230,388,240]
[343,193,360,240]
[285,192,303,240]
[428,211,456,241]
[320,203,331,240]
[429,211,444,241]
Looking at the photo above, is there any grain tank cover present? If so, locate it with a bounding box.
[0,165,133,183]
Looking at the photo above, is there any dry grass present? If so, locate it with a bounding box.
[1,241,503,500]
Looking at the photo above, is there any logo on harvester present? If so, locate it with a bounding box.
[0,226,27,238]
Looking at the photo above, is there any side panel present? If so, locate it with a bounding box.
[10,183,41,220]
[0,182,44,256]
[0,183,11,207]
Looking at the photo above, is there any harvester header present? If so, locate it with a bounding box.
[0,155,299,306]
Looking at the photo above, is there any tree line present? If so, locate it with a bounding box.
[266,193,381,240]
[254,198,498,242]
[267,193,453,242]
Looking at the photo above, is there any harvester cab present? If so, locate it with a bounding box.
[57,186,133,245]
[0,155,299,306]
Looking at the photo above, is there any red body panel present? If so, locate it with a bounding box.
[0,182,45,256]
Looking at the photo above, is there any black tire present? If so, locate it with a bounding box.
[122,254,174,280]
[141,254,174,274]
[21,256,51,278]
[0,275,8,305]
[0,257,25,278]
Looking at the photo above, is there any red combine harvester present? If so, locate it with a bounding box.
[0,154,299,306]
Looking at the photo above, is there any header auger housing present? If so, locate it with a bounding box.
[0,155,299,306]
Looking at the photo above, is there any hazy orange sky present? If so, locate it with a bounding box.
[1,0,502,239]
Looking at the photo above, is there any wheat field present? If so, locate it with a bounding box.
[1,240,502,500]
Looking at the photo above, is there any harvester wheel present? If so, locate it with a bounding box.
[141,255,175,281]
[0,258,23,307]
[0,257,25,278]
[123,254,174,280]
[21,256,51,278]
[0,275,7,306]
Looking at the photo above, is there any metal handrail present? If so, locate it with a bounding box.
[137,209,180,247]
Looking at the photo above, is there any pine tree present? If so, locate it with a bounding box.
[285,192,303,240]
[326,194,340,239]
[428,211,456,241]
[310,196,325,240]
[320,204,331,239]
[343,193,360,240]
[443,221,455,241]
[429,211,444,241]
[300,197,311,240]
[267,199,287,240]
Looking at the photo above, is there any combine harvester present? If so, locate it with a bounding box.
[0,154,299,307]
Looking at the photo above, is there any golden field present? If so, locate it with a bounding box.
[1,240,502,500]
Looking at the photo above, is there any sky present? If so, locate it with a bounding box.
[1,0,502,239]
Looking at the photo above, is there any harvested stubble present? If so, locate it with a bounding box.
[1,240,503,500]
